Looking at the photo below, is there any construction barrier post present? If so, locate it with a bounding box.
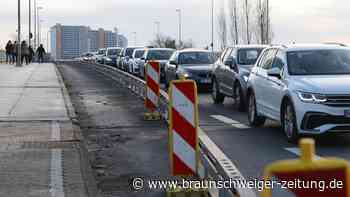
[144,61,161,121]
[167,79,205,197]
[262,138,350,197]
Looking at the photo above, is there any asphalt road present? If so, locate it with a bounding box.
[197,93,350,180]
[60,62,350,195]
[58,63,169,197]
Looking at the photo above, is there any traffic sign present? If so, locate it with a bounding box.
[262,138,350,197]
[169,79,199,176]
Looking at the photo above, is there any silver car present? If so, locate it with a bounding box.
[212,45,267,111]
[129,49,146,75]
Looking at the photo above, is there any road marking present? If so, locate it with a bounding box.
[51,121,61,141]
[285,147,322,160]
[50,149,65,197]
[50,122,65,197]
[211,115,250,129]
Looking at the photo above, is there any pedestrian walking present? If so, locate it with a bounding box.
[36,44,46,64]
[28,46,35,64]
[12,41,18,64]
[21,41,29,65]
[5,40,12,64]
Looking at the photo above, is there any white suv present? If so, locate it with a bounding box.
[247,44,350,142]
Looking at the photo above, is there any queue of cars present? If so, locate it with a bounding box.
[83,42,350,143]
[213,43,350,142]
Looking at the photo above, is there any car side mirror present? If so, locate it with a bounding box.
[169,60,177,65]
[141,57,145,60]
[267,67,282,78]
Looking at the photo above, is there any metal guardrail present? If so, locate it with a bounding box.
[60,61,257,197]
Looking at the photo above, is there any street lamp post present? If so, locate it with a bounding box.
[176,9,182,47]
[17,0,22,66]
[36,6,43,47]
[211,0,214,52]
[34,0,37,49]
[29,0,32,47]
[154,21,160,37]
[39,19,44,45]
[132,32,137,46]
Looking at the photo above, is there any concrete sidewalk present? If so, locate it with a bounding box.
[0,63,89,197]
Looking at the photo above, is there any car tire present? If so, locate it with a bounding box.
[248,92,266,126]
[212,78,225,104]
[281,100,300,143]
[234,83,246,112]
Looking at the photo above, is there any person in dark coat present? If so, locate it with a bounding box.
[12,41,18,64]
[36,44,46,63]
[21,41,29,65]
[5,40,12,64]
[28,46,35,63]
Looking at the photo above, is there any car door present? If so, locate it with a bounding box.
[223,48,238,96]
[264,50,287,120]
[218,48,233,94]
[254,49,277,115]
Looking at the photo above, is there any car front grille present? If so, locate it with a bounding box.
[302,113,350,130]
[324,95,350,107]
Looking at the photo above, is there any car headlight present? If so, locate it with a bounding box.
[178,72,191,79]
[297,91,327,103]
[106,58,112,61]
[243,75,249,82]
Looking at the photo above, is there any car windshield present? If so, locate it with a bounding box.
[125,48,137,57]
[287,49,350,75]
[178,52,215,65]
[134,50,145,58]
[107,49,121,56]
[237,48,263,65]
[98,50,106,55]
[147,50,174,60]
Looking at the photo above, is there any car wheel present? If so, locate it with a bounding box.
[234,83,246,112]
[212,78,225,104]
[282,101,300,143]
[248,92,266,126]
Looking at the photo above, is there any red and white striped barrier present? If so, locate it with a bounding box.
[169,80,199,176]
[145,61,160,111]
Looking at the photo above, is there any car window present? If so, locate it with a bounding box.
[261,49,277,70]
[256,49,270,68]
[272,50,286,69]
[146,50,175,60]
[223,48,233,61]
[287,49,350,75]
[133,50,145,58]
[220,48,229,62]
[237,48,264,65]
[178,52,216,65]
[169,52,177,62]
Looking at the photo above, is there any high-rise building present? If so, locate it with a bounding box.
[51,24,128,60]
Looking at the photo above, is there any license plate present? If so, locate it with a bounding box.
[201,79,212,84]
[345,110,350,118]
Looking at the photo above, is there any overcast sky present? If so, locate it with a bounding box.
[1,0,350,50]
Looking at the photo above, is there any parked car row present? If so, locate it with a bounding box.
[213,43,350,142]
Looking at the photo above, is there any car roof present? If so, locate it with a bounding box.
[147,48,175,51]
[107,47,121,50]
[227,44,269,49]
[178,48,211,53]
[271,44,350,52]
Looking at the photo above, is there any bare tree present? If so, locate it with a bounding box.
[244,0,251,44]
[150,35,194,49]
[217,6,227,50]
[228,0,239,45]
[256,0,273,44]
